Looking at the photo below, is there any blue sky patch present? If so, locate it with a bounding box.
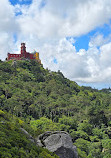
[9,0,32,6]
[39,0,47,9]
[78,82,111,90]
[74,35,90,52]
[87,23,111,39]
[73,23,111,52]
[15,11,22,16]
[53,58,58,64]
[13,34,17,43]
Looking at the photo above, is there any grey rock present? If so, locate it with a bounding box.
[36,131,78,158]
[20,128,35,143]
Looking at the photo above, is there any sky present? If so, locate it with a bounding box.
[1,0,111,89]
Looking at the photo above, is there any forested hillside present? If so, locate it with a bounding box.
[0,110,59,158]
[0,59,111,158]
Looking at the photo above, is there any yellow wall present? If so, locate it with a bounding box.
[34,52,41,64]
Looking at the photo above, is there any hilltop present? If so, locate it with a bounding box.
[0,59,111,158]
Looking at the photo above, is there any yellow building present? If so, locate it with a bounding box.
[34,52,41,64]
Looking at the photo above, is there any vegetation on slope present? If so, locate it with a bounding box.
[0,110,59,158]
[0,59,111,157]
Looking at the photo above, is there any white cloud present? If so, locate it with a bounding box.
[1,0,111,87]
[0,0,19,59]
[100,42,111,68]
[36,37,111,84]
[89,34,111,47]
[0,0,18,32]
[0,33,11,60]
[15,0,111,39]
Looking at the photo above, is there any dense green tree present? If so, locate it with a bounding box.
[0,60,111,157]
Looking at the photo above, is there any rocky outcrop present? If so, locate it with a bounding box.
[36,131,78,158]
[20,128,35,143]
[20,128,78,158]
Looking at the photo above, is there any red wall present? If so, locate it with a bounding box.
[7,53,21,60]
[7,52,36,60]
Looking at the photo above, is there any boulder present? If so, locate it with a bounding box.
[36,131,78,158]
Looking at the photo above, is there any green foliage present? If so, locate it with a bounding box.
[30,117,60,131]
[38,150,59,158]
[0,60,111,157]
[58,115,77,130]
[0,110,5,117]
[87,142,102,158]
[102,139,111,157]
[0,111,58,158]
[77,120,92,135]
[74,138,90,155]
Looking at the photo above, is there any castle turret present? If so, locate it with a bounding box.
[34,52,41,64]
[21,43,26,57]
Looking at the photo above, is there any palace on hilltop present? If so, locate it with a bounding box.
[7,43,41,64]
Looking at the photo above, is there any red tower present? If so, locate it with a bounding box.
[21,43,26,57]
